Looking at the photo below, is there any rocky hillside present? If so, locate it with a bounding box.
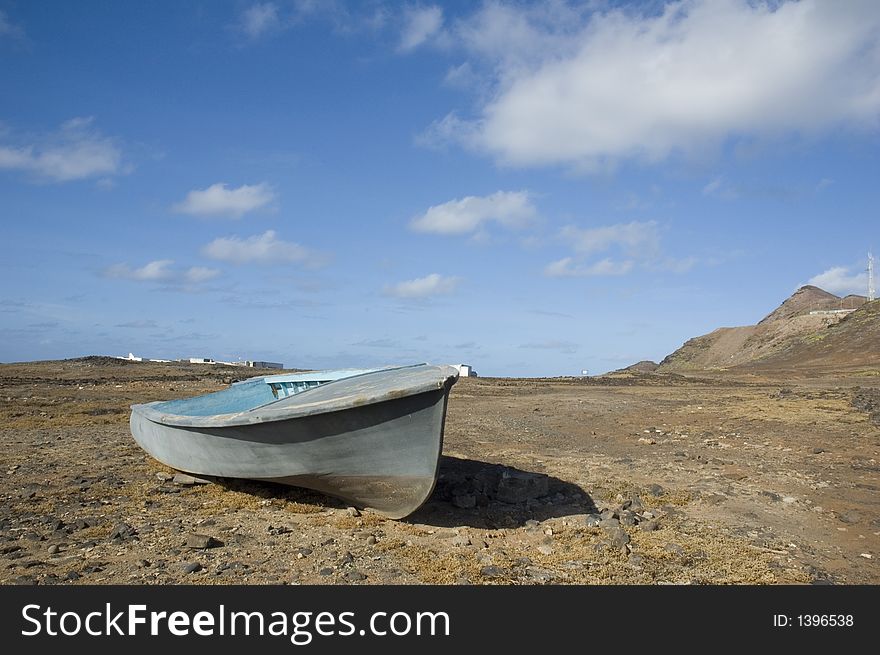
[657,286,872,372]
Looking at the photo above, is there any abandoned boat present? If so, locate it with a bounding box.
[129,363,459,519]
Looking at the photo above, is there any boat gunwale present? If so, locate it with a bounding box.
[130,364,459,428]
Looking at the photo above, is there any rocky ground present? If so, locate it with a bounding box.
[1,357,878,585]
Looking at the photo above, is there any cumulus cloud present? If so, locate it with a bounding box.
[104,260,220,285]
[238,3,282,39]
[202,230,323,266]
[545,220,696,277]
[561,220,660,256]
[807,266,869,296]
[410,190,536,235]
[399,5,444,51]
[544,256,633,277]
[383,273,460,298]
[173,182,276,218]
[0,117,124,182]
[424,0,880,169]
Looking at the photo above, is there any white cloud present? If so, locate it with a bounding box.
[202,230,322,266]
[560,220,660,256]
[0,10,25,40]
[544,256,633,277]
[426,0,880,169]
[399,5,444,51]
[384,273,460,298]
[807,266,868,296]
[410,190,536,235]
[172,182,276,218]
[103,260,221,286]
[0,117,124,182]
[239,3,282,39]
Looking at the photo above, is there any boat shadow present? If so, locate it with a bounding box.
[207,456,595,529]
[407,456,597,529]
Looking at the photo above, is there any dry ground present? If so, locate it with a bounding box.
[1,357,878,585]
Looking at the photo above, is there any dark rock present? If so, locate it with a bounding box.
[480,565,504,578]
[838,510,862,524]
[181,562,202,573]
[600,509,618,521]
[65,571,81,581]
[296,547,313,557]
[185,533,219,549]
[598,518,620,529]
[584,514,601,528]
[628,496,644,512]
[47,545,60,555]
[761,491,782,502]
[812,447,826,454]
[619,511,637,526]
[645,484,665,497]
[495,470,549,504]
[109,523,138,541]
[365,535,377,545]
[319,567,334,576]
[640,520,659,532]
[344,571,366,581]
[605,527,631,551]
[665,543,686,557]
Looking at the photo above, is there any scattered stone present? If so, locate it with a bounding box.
[638,437,657,445]
[838,511,862,524]
[451,535,471,547]
[181,562,202,574]
[344,571,366,581]
[480,565,504,578]
[155,472,173,482]
[65,571,80,581]
[296,547,313,558]
[628,554,645,568]
[185,533,219,549]
[598,518,620,529]
[365,535,377,545]
[452,494,476,509]
[495,470,550,504]
[524,520,540,529]
[604,528,630,551]
[536,544,553,556]
[47,545,60,555]
[646,484,665,497]
[319,567,334,576]
[640,520,659,532]
[600,509,618,521]
[812,447,826,454]
[619,511,637,526]
[109,523,137,541]
[628,496,644,512]
[346,507,360,517]
[584,514,601,528]
[526,568,553,583]
[762,491,782,502]
[703,494,727,505]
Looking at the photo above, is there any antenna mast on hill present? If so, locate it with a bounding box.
[869,252,876,302]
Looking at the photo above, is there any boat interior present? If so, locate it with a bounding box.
[149,368,382,417]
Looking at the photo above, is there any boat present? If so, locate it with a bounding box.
[129,363,459,519]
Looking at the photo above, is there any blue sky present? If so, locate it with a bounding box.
[1,0,878,376]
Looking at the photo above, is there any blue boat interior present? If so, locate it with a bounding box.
[150,368,381,417]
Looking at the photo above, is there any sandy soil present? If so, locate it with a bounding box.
[1,357,878,585]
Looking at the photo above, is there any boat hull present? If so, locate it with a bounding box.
[130,384,452,519]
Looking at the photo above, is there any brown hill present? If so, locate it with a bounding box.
[657,286,873,372]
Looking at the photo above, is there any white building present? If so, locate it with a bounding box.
[455,364,477,377]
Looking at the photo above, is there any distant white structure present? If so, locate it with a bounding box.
[869,251,876,302]
[455,364,477,377]
[247,360,284,369]
[189,357,215,364]
[809,309,856,316]
[120,352,143,362]
[581,369,589,376]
